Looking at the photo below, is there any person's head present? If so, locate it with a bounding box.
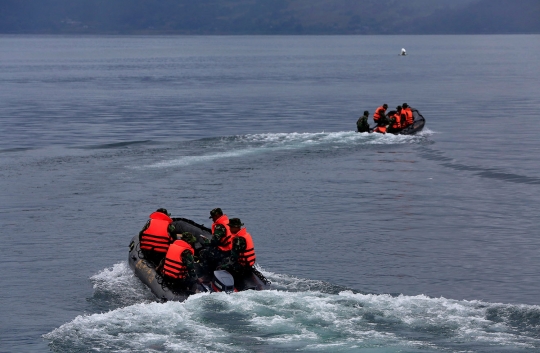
[209,207,223,221]
[156,208,170,216]
[228,218,244,233]
[383,104,388,109]
[213,224,227,236]
[396,106,402,111]
[363,110,369,117]
[402,103,408,109]
[179,231,197,245]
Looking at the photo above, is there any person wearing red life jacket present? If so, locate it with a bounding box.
[209,208,231,243]
[218,218,256,282]
[373,104,388,125]
[139,208,174,266]
[201,224,232,272]
[388,106,405,132]
[402,103,414,127]
[160,232,198,291]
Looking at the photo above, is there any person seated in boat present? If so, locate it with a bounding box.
[373,118,388,134]
[209,207,231,235]
[387,106,404,133]
[356,111,370,133]
[200,224,233,272]
[139,208,175,266]
[159,232,198,291]
[373,104,388,125]
[218,218,257,281]
[402,103,414,127]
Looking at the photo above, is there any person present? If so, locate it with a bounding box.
[218,218,256,281]
[373,104,388,125]
[200,224,232,272]
[388,106,404,132]
[160,232,198,292]
[209,207,230,235]
[402,103,414,127]
[356,111,370,133]
[373,121,387,134]
[139,208,175,266]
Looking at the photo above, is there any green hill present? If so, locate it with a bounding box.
[0,0,538,34]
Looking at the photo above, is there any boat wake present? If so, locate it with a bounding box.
[137,130,433,170]
[44,262,540,353]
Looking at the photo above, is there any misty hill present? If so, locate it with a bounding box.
[0,0,538,34]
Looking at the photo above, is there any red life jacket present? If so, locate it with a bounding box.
[211,215,232,252]
[374,126,387,134]
[403,108,414,126]
[140,212,172,254]
[161,240,194,279]
[392,112,403,129]
[234,228,256,267]
[373,106,386,123]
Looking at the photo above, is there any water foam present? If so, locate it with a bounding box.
[45,263,540,352]
[142,131,428,169]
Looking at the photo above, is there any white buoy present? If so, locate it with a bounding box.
[400,48,407,56]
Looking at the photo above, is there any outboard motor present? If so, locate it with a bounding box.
[212,270,235,293]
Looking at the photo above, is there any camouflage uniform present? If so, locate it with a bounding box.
[219,234,252,276]
[161,232,198,291]
[200,224,231,272]
[357,111,370,133]
[138,211,176,266]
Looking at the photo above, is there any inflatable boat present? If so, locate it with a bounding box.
[128,217,270,302]
[370,108,426,135]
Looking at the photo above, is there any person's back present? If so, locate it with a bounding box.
[139,208,174,266]
[201,224,232,272]
[161,232,198,291]
[402,103,414,127]
[373,125,387,134]
[219,218,256,280]
[389,106,404,131]
[356,111,370,133]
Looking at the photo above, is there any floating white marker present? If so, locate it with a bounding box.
[400,48,407,56]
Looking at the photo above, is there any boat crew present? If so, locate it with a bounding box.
[139,208,174,266]
[389,106,404,132]
[373,104,388,125]
[356,111,370,133]
[373,122,387,134]
[201,224,233,271]
[160,232,198,291]
[209,207,231,236]
[219,218,256,281]
[402,103,414,127]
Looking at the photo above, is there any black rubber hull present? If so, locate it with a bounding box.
[128,218,270,302]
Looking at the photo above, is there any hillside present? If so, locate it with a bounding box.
[0,0,538,34]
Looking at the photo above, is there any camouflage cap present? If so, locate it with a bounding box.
[181,232,197,245]
[213,224,227,236]
[156,208,170,216]
[228,218,244,228]
[209,207,223,219]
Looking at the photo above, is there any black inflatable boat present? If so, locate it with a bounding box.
[369,108,426,135]
[128,217,270,302]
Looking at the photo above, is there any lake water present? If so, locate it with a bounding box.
[1,35,540,353]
